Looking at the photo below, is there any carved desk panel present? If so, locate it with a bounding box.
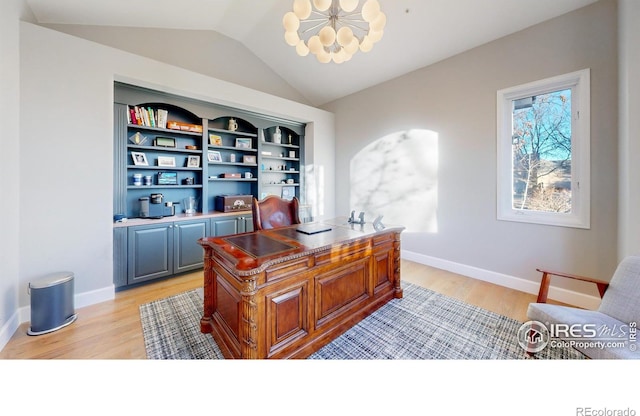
[198,218,403,359]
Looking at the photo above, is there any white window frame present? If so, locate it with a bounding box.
[496,69,590,229]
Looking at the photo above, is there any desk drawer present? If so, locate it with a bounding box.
[265,257,311,282]
[314,239,371,266]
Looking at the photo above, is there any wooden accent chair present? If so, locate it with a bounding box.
[527,256,640,359]
[252,196,300,231]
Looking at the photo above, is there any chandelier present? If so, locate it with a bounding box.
[282,0,386,64]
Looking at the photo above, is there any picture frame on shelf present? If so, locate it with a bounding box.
[235,138,252,149]
[131,151,149,166]
[186,155,200,168]
[157,171,178,185]
[154,136,176,148]
[243,155,256,164]
[282,186,295,201]
[157,156,176,167]
[209,134,222,146]
[207,150,222,163]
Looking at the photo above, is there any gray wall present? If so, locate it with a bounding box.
[323,0,619,299]
[40,24,312,106]
[0,0,23,344]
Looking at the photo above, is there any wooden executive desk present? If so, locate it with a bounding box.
[198,218,404,359]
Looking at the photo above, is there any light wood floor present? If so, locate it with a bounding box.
[0,259,546,359]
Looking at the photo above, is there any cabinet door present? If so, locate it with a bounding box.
[174,220,209,273]
[238,215,254,233]
[127,224,173,284]
[211,217,240,236]
[212,215,254,236]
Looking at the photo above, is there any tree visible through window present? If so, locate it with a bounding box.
[511,89,572,213]
[497,69,590,229]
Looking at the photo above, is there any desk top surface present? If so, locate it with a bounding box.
[198,217,403,273]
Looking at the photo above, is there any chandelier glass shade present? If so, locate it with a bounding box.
[283,0,386,64]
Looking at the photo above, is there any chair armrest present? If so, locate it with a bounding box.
[535,268,609,303]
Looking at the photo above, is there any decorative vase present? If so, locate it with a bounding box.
[273,127,282,144]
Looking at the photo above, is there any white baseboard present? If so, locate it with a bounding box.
[0,311,20,353]
[1,285,115,353]
[75,285,116,310]
[401,250,602,310]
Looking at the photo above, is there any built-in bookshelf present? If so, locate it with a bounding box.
[114,84,305,219]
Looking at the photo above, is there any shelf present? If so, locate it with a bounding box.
[127,165,202,171]
[262,170,299,174]
[129,124,202,137]
[208,145,257,153]
[209,178,258,182]
[261,156,299,162]
[261,141,299,149]
[209,162,258,167]
[262,183,300,187]
[209,128,257,138]
[127,185,203,190]
[128,144,202,154]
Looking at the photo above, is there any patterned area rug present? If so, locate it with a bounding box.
[140,288,225,359]
[139,283,585,360]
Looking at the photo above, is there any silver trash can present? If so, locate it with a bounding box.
[27,271,78,336]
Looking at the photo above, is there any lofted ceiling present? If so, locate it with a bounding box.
[26,0,598,106]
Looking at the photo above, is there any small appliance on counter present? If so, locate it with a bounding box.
[139,193,177,218]
[215,194,252,212]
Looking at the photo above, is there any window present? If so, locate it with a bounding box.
[497,69,590,228]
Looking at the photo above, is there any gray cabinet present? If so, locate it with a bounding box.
[123,218,209,287]
[127,223,174,285]
[174,219,210,273]
[211,214,253,237]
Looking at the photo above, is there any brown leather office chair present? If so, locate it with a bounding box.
[252,195,300,230]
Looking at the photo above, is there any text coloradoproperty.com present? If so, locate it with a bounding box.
[550,340,627,350]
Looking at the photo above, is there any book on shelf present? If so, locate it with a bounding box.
[147,107,155,127]
[130,106,139,125]
[167,120,203,133]
[128,107,135,124]
[128,105,161,128]
[132,106,145,126]
[157,109,168,129]
[142,107,151,126]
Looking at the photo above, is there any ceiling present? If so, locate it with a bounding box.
[25,0,598,106]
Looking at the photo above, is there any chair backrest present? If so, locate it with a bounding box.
[252,196,300,231]
[599,255,640,324]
